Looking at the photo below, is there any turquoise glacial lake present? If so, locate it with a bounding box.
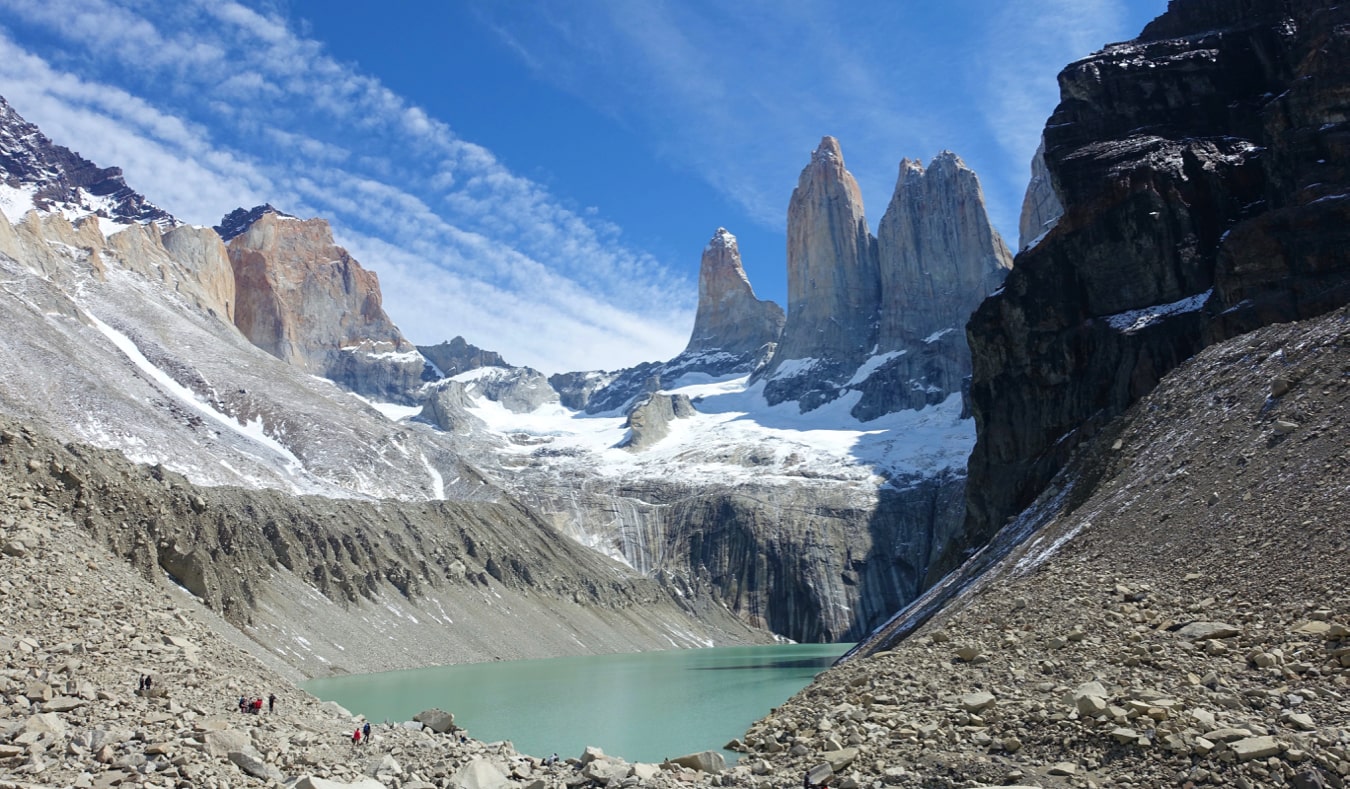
[304,644,849,764]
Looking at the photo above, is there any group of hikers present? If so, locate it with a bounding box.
[351,721,372,746]
[238,693,277,714]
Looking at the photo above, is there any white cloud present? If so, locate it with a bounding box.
[0,0,696,372]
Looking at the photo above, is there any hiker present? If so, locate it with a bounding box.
[252,698,263,714]
[145,675,152,690]
[362,721,371,743]
[352,728,362,747]
[268,693,277,713]
[238,696,247,713]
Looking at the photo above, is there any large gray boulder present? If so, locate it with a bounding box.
[666,750,726,774]
[413,708,456,733]
[452,758,511,789]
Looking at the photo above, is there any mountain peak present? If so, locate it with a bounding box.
[685,226,783,357]
[213,204,296,243]
[812,136,843,163]
[0,94,176,227]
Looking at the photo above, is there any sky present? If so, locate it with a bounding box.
[0,0,1167,374]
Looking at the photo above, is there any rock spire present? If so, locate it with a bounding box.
[876,151,1012,350]
[684,227,784,357]
[774,136,879,365]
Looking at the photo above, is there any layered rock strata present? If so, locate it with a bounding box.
[963,0,1350,555]
[222,207,426,403]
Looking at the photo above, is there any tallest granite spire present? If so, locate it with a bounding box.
[772,136,879,366]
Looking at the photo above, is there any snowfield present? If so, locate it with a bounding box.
[450,368,973,489]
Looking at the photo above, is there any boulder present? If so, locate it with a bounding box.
[227,749,283,782]
[452,758,511,789]
[293,777,387,789]
[1231,736,1282,761]
[1176,622,1240,640]
[666,750,726,774]
[413,708,456,733]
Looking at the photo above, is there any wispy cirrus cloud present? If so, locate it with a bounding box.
[0,0,694,372]
[475,0,1165,249]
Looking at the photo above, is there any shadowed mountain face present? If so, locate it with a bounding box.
[963,0,1350,554]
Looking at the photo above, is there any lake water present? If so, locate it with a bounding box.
[304,644,849,764]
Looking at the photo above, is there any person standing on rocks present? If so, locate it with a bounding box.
[352,728,362,747]
[362,721,371,744]
[268,693,277,713]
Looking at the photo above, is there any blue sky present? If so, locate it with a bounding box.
[0,0,1166,373]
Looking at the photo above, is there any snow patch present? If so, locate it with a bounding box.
[86,312,305,472]
[847,351,905,386]
[1105,289,1212,334]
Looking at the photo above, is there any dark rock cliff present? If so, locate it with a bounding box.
[963,0,1350,554]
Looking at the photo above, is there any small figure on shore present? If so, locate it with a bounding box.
[145,675,152,690]
[238,696,247,713]
[352,728,362,747]
[362,721,371,743]
[252,698,263,714]
[268,693,277,713]
[137,675,146,691]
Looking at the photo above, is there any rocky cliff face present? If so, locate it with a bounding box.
[760,143,1011,419]
[685,228,784,359]
[762,137,879,410]
[222,207,427,403]
[0,96,175,228]
[419,336,508,377]
[850,153,1014,420]
[1017,140,1063,251]
[963,0,1350,553]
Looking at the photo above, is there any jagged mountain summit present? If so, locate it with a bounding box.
[213,203,296,242]
[0,95,175,228]
[0,89,1013,655]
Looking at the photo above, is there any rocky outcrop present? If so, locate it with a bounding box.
[963,0,1350,554]
[619,393,695,452]
[548,369,619,411]
[418,381,482,434]
[0,95,175,227]
[459,366,559,413]
[763,137,879,409]
[517,472,967,643]
[685,228,784,358]
[223,208,425,403]
[1017,140,1063,250]
[214,203,295,243]
[418,336,508,378]
[564,229,782,416]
